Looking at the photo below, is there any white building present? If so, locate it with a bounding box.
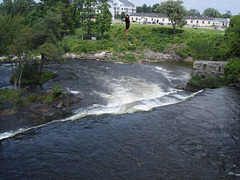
[108,0,136,18]
[130,13,230,28]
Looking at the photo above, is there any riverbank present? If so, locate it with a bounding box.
[0,89,83,134]
[63,49,194,63]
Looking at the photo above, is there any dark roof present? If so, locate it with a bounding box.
[131,13,216,20]
[118,0,135,7]
[186,16,214,20]
[131,13,165,17]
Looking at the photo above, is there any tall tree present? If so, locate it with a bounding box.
[225,15,240,57]
[187,9,201,16]
[31,11,64,81]
[221,11,232,18]
[152,3,160,13]
[158,0,187,34]
[95,0,112,36]
[55,1,76,36]
[1,0,36,16]
[0,15,33,90]
[203,8,220,17]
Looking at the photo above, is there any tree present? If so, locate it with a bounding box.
[120,12,125,19]
[203,8,220,17]
[1,0,36,16]
[142,4,147,13]
[152,3,160,13]
[75,0,87,39]
[31,11,64,81]
[83,0,97,36]
[95,0,112,36]
[221,11,232,18]
[225,15,240,57]
[0,15,33,90]
[55,1,76,36]
[187,9,201,16]
[158,0,187,34]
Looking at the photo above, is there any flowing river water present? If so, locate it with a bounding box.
[0,59,240,179]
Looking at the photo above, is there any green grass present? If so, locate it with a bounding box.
[62,23,227,62]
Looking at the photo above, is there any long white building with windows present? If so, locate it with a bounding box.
[130,13,230,28]
[108,0,136,18]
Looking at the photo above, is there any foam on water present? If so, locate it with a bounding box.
[69,74,191,120]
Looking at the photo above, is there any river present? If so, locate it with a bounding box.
[0,59,240,179]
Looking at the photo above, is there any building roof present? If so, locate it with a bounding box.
[131,13,219,20]
[131,13,165,17]
[187,16,214,20]
[118,0,135,7]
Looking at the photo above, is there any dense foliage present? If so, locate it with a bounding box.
[157,0,187,34]
[136,4,232,18]
[225,58,240,83]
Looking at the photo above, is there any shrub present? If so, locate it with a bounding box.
[52,86,62,99]
[188,74,230,88]
[225,58,240,83]
[28,93,38,103]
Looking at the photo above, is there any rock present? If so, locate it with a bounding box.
[94,51,106,59]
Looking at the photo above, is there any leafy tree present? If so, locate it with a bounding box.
[120,12,125,19]
[136,6,142,13]
[203,8,220,17]
[0,15,33,90]
[40,0,72,6]
[82,0,97,36]
[95,0,112,36]
[187,9,201,16]
[152,3,160,13]
[225,15,240,57]
[55,1,76,36]
[220,11,232,18]
[158,0,187,34]
[1,0,36,16]
[142,4,147,13]
[75,0,87,39]
[31,11,64,80]
[25,8,43,27]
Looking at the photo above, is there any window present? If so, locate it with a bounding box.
[191,20,193,23]
[163,19,165,21]
[208,21,210,24]
[202,21,205,24]
[152,18,153,21]
[197,20,199,24]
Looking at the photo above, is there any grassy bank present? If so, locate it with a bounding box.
[62,24,226,62]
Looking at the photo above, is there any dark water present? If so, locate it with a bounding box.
[0,60,240,179]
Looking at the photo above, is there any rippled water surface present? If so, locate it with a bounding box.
[0,60,240,179]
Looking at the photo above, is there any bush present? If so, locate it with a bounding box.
[225,58,240,83]
[45,86,63,105]
[188,74,230,88]
[119,53,136,63]
[52,85,62,99]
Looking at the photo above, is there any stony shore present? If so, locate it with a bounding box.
[63,50,194,63]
